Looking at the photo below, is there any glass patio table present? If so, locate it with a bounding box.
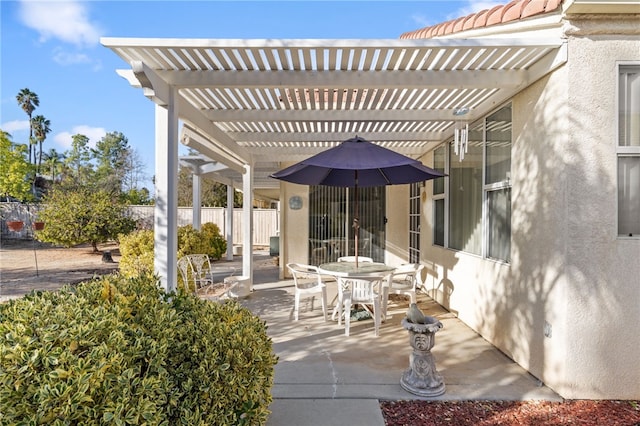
[318,261,395,277]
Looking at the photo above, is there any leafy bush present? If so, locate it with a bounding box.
[119,224,227,279]
[0,274,277,425]
[118,229,155,278]
[200,222,227,260]
[178,223,227,260]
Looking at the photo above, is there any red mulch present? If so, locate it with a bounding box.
[380,400,640,426]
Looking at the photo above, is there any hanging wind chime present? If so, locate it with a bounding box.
[452,107,470,162]
[453,121,469,161]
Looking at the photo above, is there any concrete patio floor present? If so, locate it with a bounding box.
[228,252,562,426]
[1,244,562,426]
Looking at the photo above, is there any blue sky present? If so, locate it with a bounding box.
[1,0,497,191]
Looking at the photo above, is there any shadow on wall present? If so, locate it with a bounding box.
[474,73,623,397]
[423,256,459,318]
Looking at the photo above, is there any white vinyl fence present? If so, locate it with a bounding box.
[127,205,278,247]
[1,203,279,246]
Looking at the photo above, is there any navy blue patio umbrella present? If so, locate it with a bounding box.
[270,136,445,267]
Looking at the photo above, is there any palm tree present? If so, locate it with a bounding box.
[15,88,39,165]
[31,115,51,175]
[42,148,65,182]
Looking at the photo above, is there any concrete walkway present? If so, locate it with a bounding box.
[233,253,562,426]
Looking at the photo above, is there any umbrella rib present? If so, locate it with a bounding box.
[378,168,391,185]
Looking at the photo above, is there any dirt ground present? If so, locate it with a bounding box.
[0,238,120,300]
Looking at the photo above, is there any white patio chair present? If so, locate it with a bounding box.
[287,263,328,321]
[336,275,386,337]
[382,263,425,318]
[337,256,373,263]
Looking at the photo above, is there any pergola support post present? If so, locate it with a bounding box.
[154,90,179,293]
[192,173,201,230]
[226,185,234,261]
[242,163,254,291]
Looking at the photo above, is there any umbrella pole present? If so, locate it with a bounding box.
[354,171,359,268]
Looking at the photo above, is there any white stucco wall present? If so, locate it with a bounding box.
[558,18,640,399]
[423,15,640,399]
[279,181,310,278]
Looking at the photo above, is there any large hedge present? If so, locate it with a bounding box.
[0,274,277,425]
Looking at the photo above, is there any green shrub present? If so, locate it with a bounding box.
[200,222,227,260]
[0,274,277,425]
[118,229,155,278]
[119,224,227,280]
[177,225,201,259]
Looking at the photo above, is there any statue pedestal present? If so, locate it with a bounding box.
[400,317,445,397]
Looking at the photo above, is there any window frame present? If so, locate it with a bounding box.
[432,103,513,263]
[432,145,447,248]
[616,62,640,239]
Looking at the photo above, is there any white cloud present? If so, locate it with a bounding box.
[1,120,30,133]
[411,13,433,28]
[54,125,106,149]
[18,0,103,48]
[457,1,504,17]
[51,46,91,66]
[411,1,504,29]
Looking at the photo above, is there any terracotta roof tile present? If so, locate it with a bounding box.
[502,0,527,22]
[462,14,477,31]
[399,0,564,39]
[473,9,490,28]
[522,0,548,18]
[486,4,507,26]
[453,16,466,33]
[444,19,457,35]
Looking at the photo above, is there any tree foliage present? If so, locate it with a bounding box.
[31,114,51,175]
[36,187,136,251]
[41,148,65,182]
[15,88,39,165]
[62,134,93,188]
[0,130,33,201]
[92,131,130,194]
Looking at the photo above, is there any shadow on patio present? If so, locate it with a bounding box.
[232,252,561,425]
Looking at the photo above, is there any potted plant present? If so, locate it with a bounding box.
[6,220,24,232]
[32,221,45,231]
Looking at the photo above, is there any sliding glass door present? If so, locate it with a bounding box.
[309,185,386,264]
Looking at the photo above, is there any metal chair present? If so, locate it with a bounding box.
[177,254,214,293]
[187,254,214,291]
[287,263,328,321]
[177,256,194,291]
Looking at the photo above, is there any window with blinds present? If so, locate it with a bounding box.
[409,182,421,263]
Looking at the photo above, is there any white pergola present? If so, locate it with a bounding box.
[101,37,567,291]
